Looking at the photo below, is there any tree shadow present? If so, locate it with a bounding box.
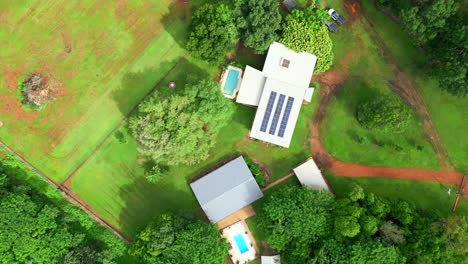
[117,176,200,237]
[335,78,382,118]
[160,1,192,51]
[112,57,211,118]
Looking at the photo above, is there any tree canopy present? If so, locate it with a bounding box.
[130,78,234,165]
[187,4,238,62]
[313,238,405,264]
[131,213,228,264]
[280,9,333,73]
[399,0,459,44]
[377,0,467,96]
[232,0,282,53]
[356,94,413,132]
[256,183,465,263]
[0,158,125,264]
[259,186,336,251]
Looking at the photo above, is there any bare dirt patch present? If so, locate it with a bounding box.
[20,72,62,107]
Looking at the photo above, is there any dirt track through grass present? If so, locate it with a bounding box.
[312,0,466,194]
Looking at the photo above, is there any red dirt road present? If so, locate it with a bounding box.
[308,0,466,195]
[310,123,465,190]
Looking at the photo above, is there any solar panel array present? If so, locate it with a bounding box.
[278,97,295,137]
[269,94,285,135]
[260,92,277,132]
[259,90,297,139]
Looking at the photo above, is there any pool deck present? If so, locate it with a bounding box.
[216,205,256,229]
[221,220,258,264]
[220,66,243,99]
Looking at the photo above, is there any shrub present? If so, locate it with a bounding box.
[113,130,127,144]
[244,156,266,187]
[145,165,164,184]
[357,95,413,132]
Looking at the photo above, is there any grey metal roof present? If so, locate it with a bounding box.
[190,156,264,223]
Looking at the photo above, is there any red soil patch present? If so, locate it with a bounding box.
[5,65,27,91]
[0,95,39,123]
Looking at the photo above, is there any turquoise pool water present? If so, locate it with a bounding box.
[223,69,240,96]
[233,234,249,254]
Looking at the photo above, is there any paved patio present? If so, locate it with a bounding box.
[216,205,256,229]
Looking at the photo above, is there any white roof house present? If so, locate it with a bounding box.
[190,156,264,223]
[293,158,331,192]
[236,42,317,148]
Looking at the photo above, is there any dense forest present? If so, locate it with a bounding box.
[376,0,467,97]
[257,185,467,263]
[0,155,128,264]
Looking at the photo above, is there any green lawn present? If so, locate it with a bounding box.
[320,0,442,170]
[70,52,321,236]
[357,0,468,174]
[0,0,188,182]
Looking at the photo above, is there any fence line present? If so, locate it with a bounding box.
[0,140,131,242]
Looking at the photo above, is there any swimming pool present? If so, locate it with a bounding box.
[223,69,240,96]
[233,234,249,254]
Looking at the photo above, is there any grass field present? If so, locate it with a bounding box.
[2,0,465,246]
[70,54,320,236]
[0,0,188,182]
[356,0,468,173]
[320,0,442,170]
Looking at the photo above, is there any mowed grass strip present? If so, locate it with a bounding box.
[0,0,187,182]
[320,0,441,170]
[71,54,320,236]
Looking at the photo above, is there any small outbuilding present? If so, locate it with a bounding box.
[261,255,281,264]
[293,158,332,192]
[190,156,264,223]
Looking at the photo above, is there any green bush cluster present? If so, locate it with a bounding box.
[244,156,266,187]
[280,8,334,73]
[356,95,413,132]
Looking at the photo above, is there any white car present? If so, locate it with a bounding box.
[328,8,346,25]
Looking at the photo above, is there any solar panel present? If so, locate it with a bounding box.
[269,94,285,135]
[260,92,277,132]
[278,97,295,137]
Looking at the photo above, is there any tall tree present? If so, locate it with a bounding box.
[130,79,234,165]
[132,213,228,264]
[427,14,467,97]
[187,4,238,62]
[313,238,406,264]
[0,185,82,263]
[400,0,459,43]
[232,0,282,53]
[260,186,336,251]
[280,11,333,73]
[379,221,405,245]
